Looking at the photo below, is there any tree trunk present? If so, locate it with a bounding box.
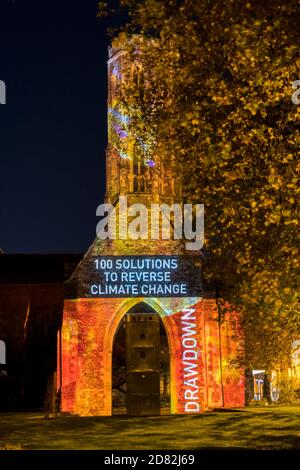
[245,369,254,404]
[263,373,272,403]
[44,372,57,417]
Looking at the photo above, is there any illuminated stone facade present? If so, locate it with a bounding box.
[59,46,245,416]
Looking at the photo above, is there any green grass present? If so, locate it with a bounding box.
[0,405,300,450]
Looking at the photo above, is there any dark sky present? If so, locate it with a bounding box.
[0,0,114,254]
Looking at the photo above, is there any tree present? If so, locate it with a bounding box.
[99,0,300,370]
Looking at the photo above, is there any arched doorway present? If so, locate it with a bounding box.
[112,302,170,415]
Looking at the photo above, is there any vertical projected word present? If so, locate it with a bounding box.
[181,307,200,413]
[0,80,6,104]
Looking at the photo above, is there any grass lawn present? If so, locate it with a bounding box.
[0,405,300,450]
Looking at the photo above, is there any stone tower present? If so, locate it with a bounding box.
[58,45,245,416]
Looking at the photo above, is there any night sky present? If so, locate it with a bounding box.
[0,0,114,253]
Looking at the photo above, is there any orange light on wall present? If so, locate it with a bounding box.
[60,295,244,416]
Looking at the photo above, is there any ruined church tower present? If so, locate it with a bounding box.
[58,45,245,416]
